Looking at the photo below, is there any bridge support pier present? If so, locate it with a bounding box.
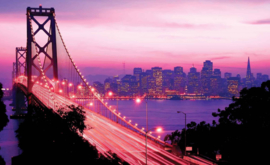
[10,84,27,119]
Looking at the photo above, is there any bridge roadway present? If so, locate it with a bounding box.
[22,83,195,165]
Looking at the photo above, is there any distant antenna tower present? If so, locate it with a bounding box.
[123,62,125,75]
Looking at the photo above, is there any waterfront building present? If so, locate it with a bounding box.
[104,77,113,92]
[262,74,269,82]
[174,66,186,94]
[210,76,222,96]
[147,76,156,96]
[162,70,174,93]
[201,60,213,95]
[93,81,104,96]
[152,67,163,95]
[120,75,136,96]
[187,66,201,94]
[213,69,221,77]
[140,72,149,95]
[224,72,232,79]
[133,68,142,82]
[227,77,240,96]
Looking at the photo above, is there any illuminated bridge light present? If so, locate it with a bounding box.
[62,82,65,85]
[135,123,138,127]
[123,116,126,120]
[142,127,144,130]
[158,136,161,139]
[149,132,152,134]
[129,120,131,123]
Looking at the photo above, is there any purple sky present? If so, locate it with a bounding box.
[1,0,270,87]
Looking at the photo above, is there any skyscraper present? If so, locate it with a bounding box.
[245,57,252,88]
[213,69,221,77]
[162,70,174,92]
[201,60,213,95]
[210,69,222,96]
[187,66,201,94]
[227,77,240,96]
[140,72,149,95]
[174,66,186,94]
[224,72,232,79]
[152,67,163,95]
[133,68,142,82]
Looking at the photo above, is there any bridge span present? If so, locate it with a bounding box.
[9,5,211,165]
[15,78,193,165]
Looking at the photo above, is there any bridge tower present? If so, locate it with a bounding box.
[26,5,58,104]
[12,62,16,84]
[16,47,26,78]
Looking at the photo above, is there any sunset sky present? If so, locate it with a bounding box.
[1,0,270,87]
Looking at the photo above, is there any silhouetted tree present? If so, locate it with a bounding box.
[0,83,9,165]
[175,80,270,164]
[164,130,181,145]
[13,104,128,165]
[0,83,9,131]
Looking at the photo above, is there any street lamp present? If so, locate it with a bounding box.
[135,97,148,136]
[177,111,187,155]
[136,97,151,164]
[145,127,162,165]
[108,91,119,122]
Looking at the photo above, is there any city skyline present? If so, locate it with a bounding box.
[82,57,268,98]
[1,0,270,87]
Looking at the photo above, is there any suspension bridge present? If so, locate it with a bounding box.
[11,6,209,165]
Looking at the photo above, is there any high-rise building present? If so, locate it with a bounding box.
[93,81,104,96]
[174,66,186,94]
[227,77,240,96]
[187,66,201,94]
[224,72,232,79]
[162,70,174,92]
[213,69,221,77]
[262,74,269,82]
[245,57,252,88]
[254,73,262,87]
[147,76,156,96]
[140,72,149,95]
[201,60,213,95]
[152,67,163,95]
[104,77,112,92]
[119,75,135,96]
[133,68,142,82]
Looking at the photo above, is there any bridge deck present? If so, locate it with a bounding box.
[17,82,192,165]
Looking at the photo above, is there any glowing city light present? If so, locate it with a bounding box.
[59,89,63,93]
[136,98,141,103]
[69,83,72,87]
[108,91,113,96]
[156,127,162,132]
[90,102,93,106]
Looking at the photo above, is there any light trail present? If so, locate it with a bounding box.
[18,80,193,165]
